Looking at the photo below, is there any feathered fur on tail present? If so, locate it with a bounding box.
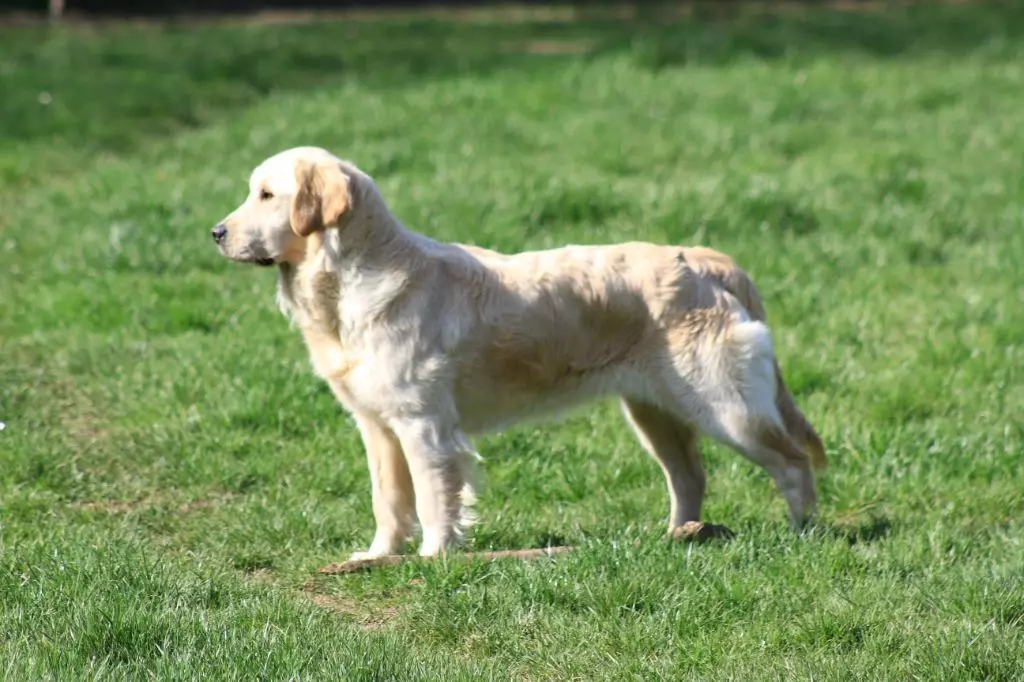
[682,247,827,470]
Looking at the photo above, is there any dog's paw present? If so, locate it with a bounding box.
[668,521,735,543]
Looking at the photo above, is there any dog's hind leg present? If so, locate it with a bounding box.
[621,399,705,533]
[660,303,818,529]
[720,418,817,529]
[698,317,818,528]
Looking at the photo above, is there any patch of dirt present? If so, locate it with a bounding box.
[318,545,573,575]
[499,39,596,55]
[244,571,402,630]
[175,494,236,514]
[73,493,139,509]
[244,568,276,585]
[62,414,108,444]
[305,589,402,631]
[72,491,237,515]
[41,379,111,450]
[233,5,636,26]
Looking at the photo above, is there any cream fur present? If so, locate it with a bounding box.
[213,146,826,559]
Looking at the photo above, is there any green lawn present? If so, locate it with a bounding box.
[1,3,1023,679]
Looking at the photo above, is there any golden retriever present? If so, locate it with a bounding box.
[212,146,826,560]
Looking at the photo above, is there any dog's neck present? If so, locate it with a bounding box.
[329,182,426,276]
[276,261,335,331]
[276,185,429,336]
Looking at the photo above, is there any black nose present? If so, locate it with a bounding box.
[211,224,228,244]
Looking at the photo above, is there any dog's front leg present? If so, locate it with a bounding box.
[349,414,417,561]
[390,416,468,557]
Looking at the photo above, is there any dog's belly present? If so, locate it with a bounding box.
[453,366,639,434]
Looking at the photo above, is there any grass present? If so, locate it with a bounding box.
[1,2,1023,679]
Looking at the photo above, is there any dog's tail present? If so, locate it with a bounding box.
[683,247,827,470]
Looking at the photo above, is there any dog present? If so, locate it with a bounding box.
[211,146,826,560]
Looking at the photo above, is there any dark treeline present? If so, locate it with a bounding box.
[2,0,883,19]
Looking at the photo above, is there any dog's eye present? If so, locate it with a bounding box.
[259,189,274,201]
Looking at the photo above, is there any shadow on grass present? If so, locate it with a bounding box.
[824,516,894,545]
[0,2,1020,158]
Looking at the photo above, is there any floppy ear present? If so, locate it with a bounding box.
[290,160,351,238]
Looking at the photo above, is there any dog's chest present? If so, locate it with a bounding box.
[300,327,358,382]
[299,324,406,416]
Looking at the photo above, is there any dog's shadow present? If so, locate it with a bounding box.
[667,517,893,546]
[820,516,893,545]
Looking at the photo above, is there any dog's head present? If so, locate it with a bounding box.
[211,146,358,266]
